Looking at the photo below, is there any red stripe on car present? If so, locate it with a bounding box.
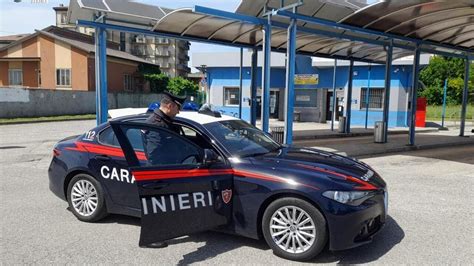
[65,141,147,161]
[295,163,377,190]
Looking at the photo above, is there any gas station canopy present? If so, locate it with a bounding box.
[69,0,474,63]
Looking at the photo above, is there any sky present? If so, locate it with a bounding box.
[0,0,242,71]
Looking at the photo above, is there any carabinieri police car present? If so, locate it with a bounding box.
[48,108,388,261]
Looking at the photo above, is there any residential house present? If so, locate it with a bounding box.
[0,26,157,92]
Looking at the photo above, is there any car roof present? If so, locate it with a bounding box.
[108,108,239,125]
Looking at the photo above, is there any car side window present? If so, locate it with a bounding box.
[122,125,203,167]
[98,127,119,147]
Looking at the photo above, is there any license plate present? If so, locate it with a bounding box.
[384,190,388,217]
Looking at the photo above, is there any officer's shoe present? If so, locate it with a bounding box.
[140,242,168,249]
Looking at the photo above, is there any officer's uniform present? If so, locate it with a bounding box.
[143,92,185,165]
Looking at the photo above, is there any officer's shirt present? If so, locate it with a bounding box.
[144,109,181,165]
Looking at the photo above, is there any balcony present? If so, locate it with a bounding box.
[132,36,146,44]
[155,50,171,57]
[178,53,190,62]
[178,41,190,50]
[177,63,191,73]
[159,62,171,69]
[156,38,170,45]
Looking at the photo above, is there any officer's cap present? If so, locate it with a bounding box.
[162,91,186,108]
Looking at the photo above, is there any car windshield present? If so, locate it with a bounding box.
[204,120,281,157]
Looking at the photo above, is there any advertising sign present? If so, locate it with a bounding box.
[294,74,319,85]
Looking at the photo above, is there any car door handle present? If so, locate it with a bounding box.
[94,155,111,161]
[142,182,168,190]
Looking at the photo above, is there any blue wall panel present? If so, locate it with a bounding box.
[206,60,414,128]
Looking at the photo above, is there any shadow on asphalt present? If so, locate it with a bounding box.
[94,214,404,264]
[311,215,404,264]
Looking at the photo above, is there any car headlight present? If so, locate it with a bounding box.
[322,191,374,206]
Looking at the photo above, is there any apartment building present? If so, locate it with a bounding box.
[54,4,190,78]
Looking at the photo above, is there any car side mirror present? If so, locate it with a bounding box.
[203,149,219,165]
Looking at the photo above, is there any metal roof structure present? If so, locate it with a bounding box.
[69,0,473,63]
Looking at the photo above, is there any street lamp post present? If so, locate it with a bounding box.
[200,64,208,104]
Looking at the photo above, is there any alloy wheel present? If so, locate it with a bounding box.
[269,206,316,254]
[70,179,98,217]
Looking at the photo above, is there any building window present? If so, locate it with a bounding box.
[224,87,240,106]
[56,68,71,86]
[360,87,384,109]
[123,74,133,92]
[8,69,23,86]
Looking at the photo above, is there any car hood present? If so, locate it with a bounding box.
[248,147,386,190]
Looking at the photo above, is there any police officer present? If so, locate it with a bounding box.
[143,91,186,166]
[140,91,185,249]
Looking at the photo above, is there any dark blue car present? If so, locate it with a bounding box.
[48,110,387,261]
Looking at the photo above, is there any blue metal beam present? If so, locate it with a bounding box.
[331,59,337,131]
[409,46,421,146]
[276,10,474,55]
[250,48,258,126]
[271,20,390,48]
[262,21,272,133]
[238,47,243,119]
[460,56,471,136]
[382,41,393,143]
[94,27,101,125]
[98,26,108,124]
[273,47,385,65]
[421,48,467,59]
[193,5,263,25]
[94,25,108,125]
[284,18,297,144]
[77,20,256,50]
[365,64,372,129]
[346,60,354,133]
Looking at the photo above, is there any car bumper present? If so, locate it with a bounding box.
[325,191,387,251]
[48,158,67,201]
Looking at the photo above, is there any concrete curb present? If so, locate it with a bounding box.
[351,139,474,158]
[293,128,440,140]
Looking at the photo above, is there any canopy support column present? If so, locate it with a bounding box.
[365,64,372,129]
[331,59,338,131]
[460,56,470,136]
[409,45,421,146]
[261,19,272,133]
[345,59,354,133]
[239,47,243,119]
[250,48,258,126]
[94,24,108,125]
[284,17,297,144]
[382,40,393,143]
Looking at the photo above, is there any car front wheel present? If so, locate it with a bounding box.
[262,197,327,261]
[67,173,107,222]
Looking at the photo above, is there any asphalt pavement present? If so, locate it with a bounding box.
[1,120,473,264]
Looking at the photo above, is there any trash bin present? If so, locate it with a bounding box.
[338,116,346,133]
[374,121,386,143]
[270,126,284,144]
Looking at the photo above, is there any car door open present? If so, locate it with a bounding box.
[110,121,234,246]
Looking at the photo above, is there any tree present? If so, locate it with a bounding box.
[167,76,199,96]
[144,73,170,93]
[419,56,473,105]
